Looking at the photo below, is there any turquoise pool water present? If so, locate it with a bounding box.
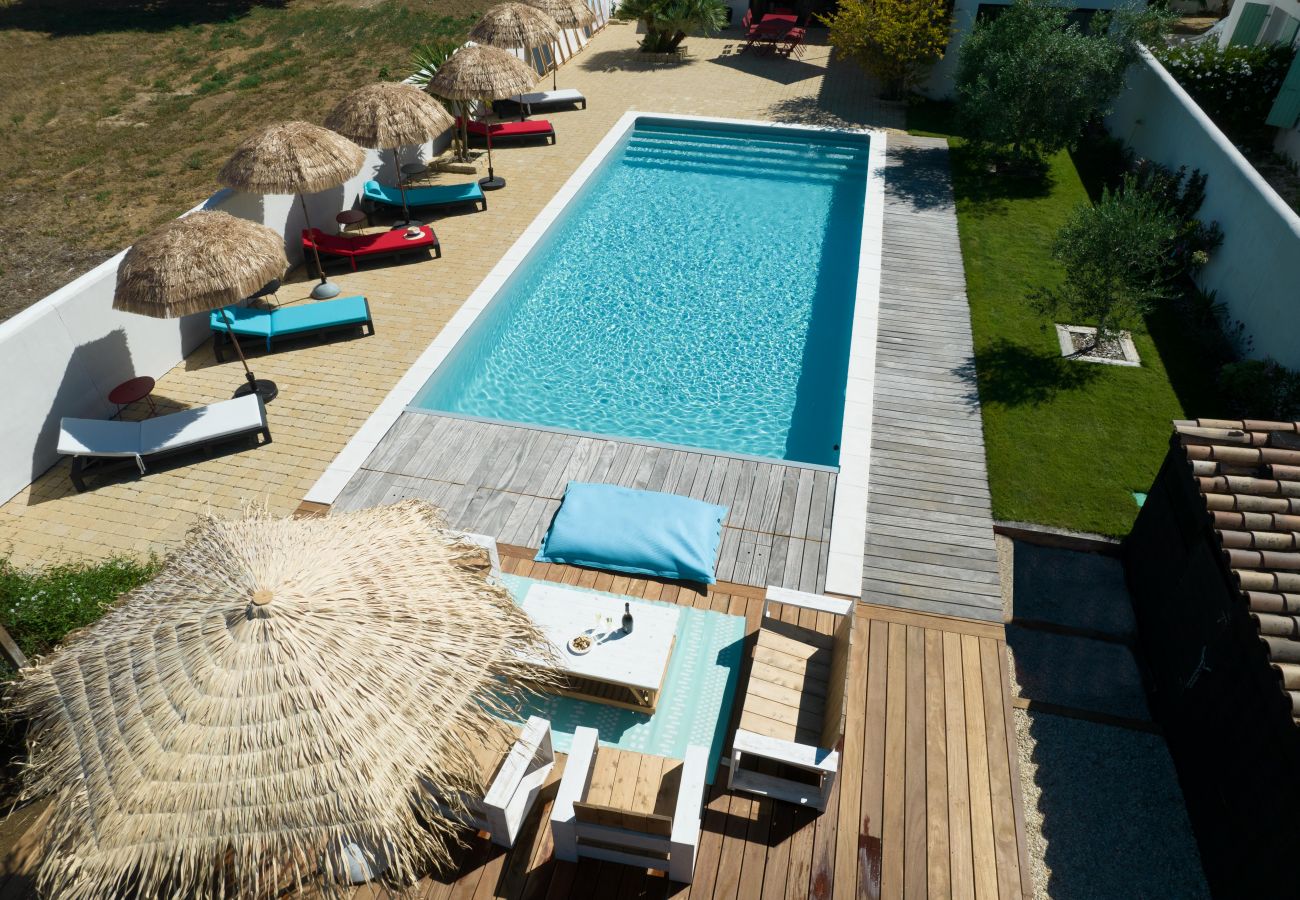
[412,118,871,466]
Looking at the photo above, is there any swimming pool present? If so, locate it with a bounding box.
[411,116,872,467]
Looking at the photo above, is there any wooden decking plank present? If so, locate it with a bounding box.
[880,622,907,898]
[979,636,1022,900]
[904,625,929,898]
[832,611,871,900]
[924,629,951,899]
[943,632,974,900]
[960,634,999,900]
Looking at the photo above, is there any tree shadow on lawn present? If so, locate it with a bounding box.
[0,0,284,34]
[956,337,1100,410]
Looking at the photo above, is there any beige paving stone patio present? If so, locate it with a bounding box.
[0,21,902,567]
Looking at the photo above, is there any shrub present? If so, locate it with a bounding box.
[1033,173,1179,348]
[821,0,951,100]
[1129,160,1223,282]
[0,555,158,663]
[1218,359,1300,419]
[614,0,729,53]
[1153,41,1296,151]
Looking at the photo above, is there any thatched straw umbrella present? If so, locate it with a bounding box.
[523,0,595,66]
[325,83,454,229]
[470,3,562,99]
[9,501,556,900]
[114,210,286,402]
[218,121,365,300]
[427,44,538,190]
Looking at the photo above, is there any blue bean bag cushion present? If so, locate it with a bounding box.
[536,482,728,584]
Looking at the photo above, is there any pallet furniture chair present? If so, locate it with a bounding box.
[465,715,556,848]
[551,727,710,883]
[727,586,853,811]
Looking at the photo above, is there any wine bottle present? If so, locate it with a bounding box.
[622,602,634,634]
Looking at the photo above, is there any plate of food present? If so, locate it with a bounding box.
[567,634,593,655]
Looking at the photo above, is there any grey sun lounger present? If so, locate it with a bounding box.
[495,89,587,116]
[58,394,271,491]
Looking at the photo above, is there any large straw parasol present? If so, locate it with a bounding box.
[324,82,453,229]
[114,210,286,402]
[523,0,595,73]
[219,121,365,300]
[427,44,538,190]
[470,3,562,99]
[9,501,557,900]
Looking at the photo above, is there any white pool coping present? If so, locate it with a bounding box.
[306,111,887,599]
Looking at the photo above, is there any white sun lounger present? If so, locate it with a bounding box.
[505,88,587,116]
[58,393,271,491]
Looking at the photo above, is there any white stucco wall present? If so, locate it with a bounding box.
[0,17,614,508]
[1107,50,1300,367]
[925,0,1130,97]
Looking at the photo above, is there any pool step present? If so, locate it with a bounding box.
[627,134,870,170]
[624,141,862,175]
[623,143,864,181]
[635,124,871,160]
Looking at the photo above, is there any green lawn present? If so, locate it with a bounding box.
[908,104,1217,537]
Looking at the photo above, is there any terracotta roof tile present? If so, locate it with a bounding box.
[1175,418,1300,723]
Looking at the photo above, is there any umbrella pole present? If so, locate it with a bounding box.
[301,194,340,300]
[479,120,505,191]
[552,40,559,91]
[222,308,278,403]
[393,147,421,229]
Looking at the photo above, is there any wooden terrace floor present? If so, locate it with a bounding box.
[335,414,838,594]
[339,548,1030,900]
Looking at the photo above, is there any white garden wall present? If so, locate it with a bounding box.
[0,7,613,508]
[1106,49,1300,368]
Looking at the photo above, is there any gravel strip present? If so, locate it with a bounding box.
[1014,707,1209,899]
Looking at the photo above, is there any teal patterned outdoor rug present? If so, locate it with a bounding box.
[498,574,746,784]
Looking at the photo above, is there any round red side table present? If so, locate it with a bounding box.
[108,376,157,418]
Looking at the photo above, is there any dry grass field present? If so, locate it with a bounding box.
[0,0,492,321]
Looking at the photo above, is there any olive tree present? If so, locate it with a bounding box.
[955,0,1164,160]
[1033,175,1179,351]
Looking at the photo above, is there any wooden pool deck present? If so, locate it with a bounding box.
[333,549,1029,900]
[334,414,837,593]
[862,134,1003,623]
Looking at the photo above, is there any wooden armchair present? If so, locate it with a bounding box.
[727,586,854,811]
[550,727,710,883]
[466,715,555,848]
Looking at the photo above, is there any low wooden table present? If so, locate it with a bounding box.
[521,584,680,713]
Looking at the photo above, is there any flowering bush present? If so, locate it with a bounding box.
[0,555,158,664]
[1154,40,1296,150]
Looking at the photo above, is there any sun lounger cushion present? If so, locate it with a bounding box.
[211,296,372,352]
[58,394,268,477]
[514,89,586,111]
[362,179,484,210]
[536,482,727,584]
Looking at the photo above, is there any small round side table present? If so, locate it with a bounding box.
[108,376,157,418]
[335,209,368,231]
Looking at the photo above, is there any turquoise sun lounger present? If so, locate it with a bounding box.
[362,179,487,213]
[210,295,374,360]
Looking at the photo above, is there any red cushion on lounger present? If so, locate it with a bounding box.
[456,117,554,137]
[303,227,437,257]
